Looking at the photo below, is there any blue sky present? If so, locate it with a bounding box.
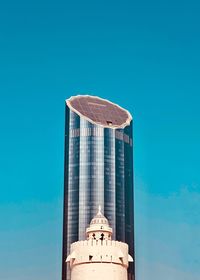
[0,1,200,279]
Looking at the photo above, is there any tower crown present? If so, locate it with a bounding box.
[86,206,112,240]
[66,95,132,129]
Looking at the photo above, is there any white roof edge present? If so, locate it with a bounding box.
[128,254,133,262]
[66,255,70,262]
[65,94,133,129]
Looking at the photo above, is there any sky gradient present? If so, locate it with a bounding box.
[0,1,200,279]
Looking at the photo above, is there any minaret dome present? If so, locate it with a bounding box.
[86,206,112,241]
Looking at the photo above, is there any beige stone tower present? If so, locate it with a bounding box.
[66,207,133,280]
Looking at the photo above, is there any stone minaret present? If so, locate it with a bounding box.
[66,207,133,280]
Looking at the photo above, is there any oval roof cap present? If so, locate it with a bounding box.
[66,95,132,129]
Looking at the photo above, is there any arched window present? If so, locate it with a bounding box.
[100,233,104,241]
[89,255,93,261]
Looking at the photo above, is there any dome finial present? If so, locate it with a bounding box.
[98,205,101,215]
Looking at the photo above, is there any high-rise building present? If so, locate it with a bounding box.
[62,95,134,280]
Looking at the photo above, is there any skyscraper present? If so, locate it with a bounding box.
[62,95,134,280]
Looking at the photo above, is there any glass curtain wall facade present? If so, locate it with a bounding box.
[62,96,134,280]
